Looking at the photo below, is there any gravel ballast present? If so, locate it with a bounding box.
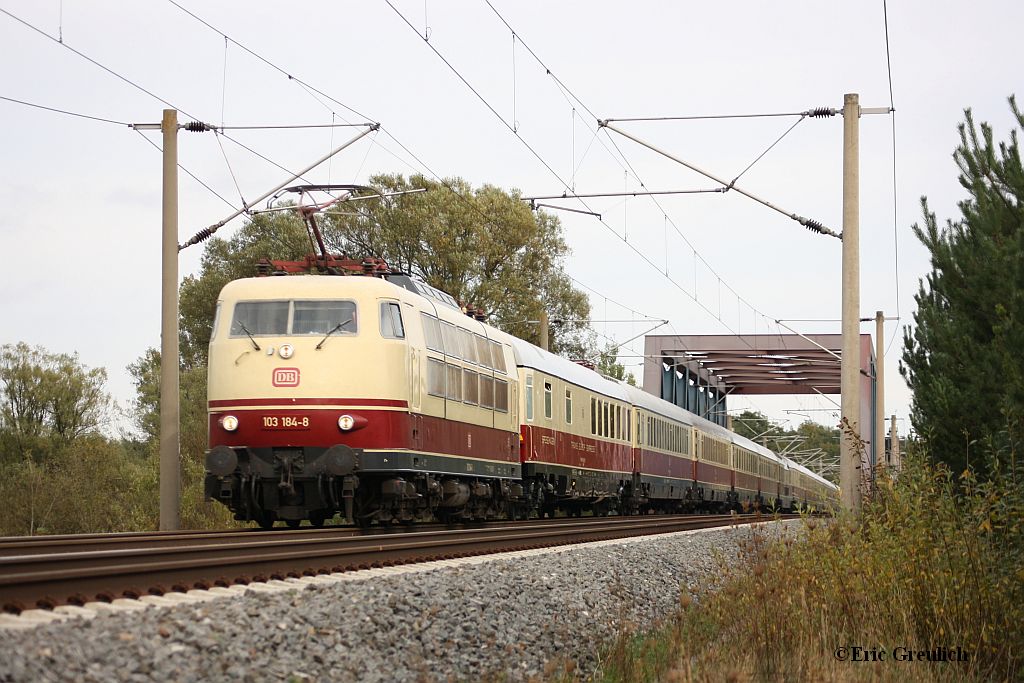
[0,519,802,682]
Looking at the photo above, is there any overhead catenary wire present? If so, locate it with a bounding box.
[481,1,811,349]
[179,124,379,251]
[599,120,840,239]
[4,0,639,350]
[165,1,538,272]
[390,0,758,344]
[882,0,902,355]
[0,94,130,126]
[165,0,374,125]
[601,109,836,123]
[132,129,239,212]
[0,7,199,120]
[0,5,379,227]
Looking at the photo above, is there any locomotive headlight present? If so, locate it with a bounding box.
[278,344,294,359]
[221,415,239,432]
[337,414,355,431]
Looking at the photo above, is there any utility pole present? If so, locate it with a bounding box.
[874,311,885,474]
[160,109,180,530]
[538,309,549,352]
[840,93,861,512]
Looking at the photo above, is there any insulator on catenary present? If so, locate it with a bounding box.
[177,226,216,251]
[184,121,213,132]
[803,218,826,234]
[807,107,836,118]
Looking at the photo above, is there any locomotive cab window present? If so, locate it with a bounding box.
[293,300,357,335]
[231,300,288,336]
[231,300,356,337]
[379,302,405,339]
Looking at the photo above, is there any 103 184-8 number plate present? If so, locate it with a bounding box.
[261,415,311,430]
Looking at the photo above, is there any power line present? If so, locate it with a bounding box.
[163,1,527,268]
[602,110,830,123]
[133,129,239,212]
[882,0,902,355]
[0,7,199,120]
[390,1,761,344]
[478,2,796,349]
[383,0,576,196]
[164,0,374,125]
[0,94,129,126]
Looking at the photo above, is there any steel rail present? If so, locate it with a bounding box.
[0,514,705,556]
[0,514,796,613]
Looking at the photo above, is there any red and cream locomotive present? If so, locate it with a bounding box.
[204,258,837,527]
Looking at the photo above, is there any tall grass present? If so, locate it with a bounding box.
[598,445,1023,682]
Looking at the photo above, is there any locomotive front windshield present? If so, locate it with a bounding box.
[230,300,357,336]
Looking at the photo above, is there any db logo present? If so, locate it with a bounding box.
[272,367,300,387]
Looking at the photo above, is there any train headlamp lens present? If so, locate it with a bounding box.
[222,415,239,432]
[279,344,294,359]
[338,414,355,431]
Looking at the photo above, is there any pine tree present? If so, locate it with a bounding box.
[900,96,1024,477]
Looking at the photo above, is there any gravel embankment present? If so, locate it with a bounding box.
[0,520,802,682]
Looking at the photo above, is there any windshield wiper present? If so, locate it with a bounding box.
[316,318,352,350]
[237,323,261,351]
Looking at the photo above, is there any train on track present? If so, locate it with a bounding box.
[204,256,838,528]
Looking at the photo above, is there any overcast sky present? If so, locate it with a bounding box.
[1,1,1021,436]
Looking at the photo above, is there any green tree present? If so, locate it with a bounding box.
[731,410,776,442]
[596,344,637,385]
[0,342,111,462]
[900,97,1024,477]
[319,173,591,357]
[178,175,592,365]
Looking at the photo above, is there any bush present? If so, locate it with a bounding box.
[0,436,158,535]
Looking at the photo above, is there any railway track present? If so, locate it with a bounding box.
[0,513,793,613]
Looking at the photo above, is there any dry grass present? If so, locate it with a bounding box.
[595,447,1024,683]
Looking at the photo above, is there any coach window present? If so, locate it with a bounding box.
[591,397,597,434]
[379,302,405,339]
[543,382,553,420]
[603,402,609,437]
[564,389,572,425]
[525,375,534,421]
